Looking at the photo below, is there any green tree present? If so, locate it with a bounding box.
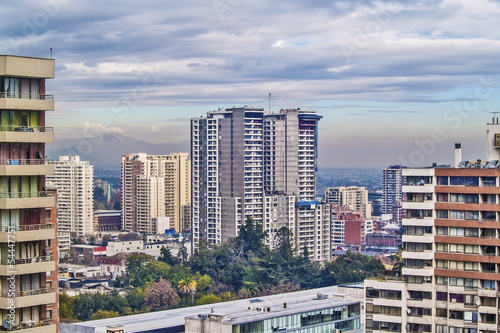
[238,281,260,298]
[177,239,189,264]
[321,251,385,286]
[91,310,120,320]
[236,217,268,256]
[59,290,74,319]
[159,246,178,266]
[195,293,223,306]
[125,287,147,312]
[126,254,169,287]
[178,277,197,304]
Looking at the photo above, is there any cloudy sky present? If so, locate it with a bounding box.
[1,0,500,168]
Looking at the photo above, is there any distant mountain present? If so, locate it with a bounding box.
[46,134,190,170]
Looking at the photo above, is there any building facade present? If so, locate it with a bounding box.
[46,155,94,238]
[0,55,58,331]
[191,108,330,260]
[365,159,500,333]
[324,186,372,219]
[382,165,406,222]
[121,152,190,234]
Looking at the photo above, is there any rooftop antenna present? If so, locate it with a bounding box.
[50,48,53,59]
[489,111,499,124]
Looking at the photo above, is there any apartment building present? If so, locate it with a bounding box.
[121,152,190,234]
[324,186,372,218]
[191,108,330,261]
[0,55,58,331]
[365,131,500,333]
[46,155,94,238]
[382,165,406,222]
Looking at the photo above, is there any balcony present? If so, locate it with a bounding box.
[0,126,54,143]
[0,159,53,175]
[0,93,54,111]
[0,224,55,242]
[0,192,55,209]
[0,255,55,275]
[0,319,56,332]
[0,287,55,309]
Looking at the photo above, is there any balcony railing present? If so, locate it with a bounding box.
[0,159,53,165]
[0,92,54,100]
[0,125,54,132]
[0,319,55,331]
[0,191,52,199]
[1,286,53,298]
[0,255,54,265]
[0,223,54,232]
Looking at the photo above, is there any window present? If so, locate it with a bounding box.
[437,176,448,185]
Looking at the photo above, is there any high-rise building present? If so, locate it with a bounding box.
[191,107,330,260]
[121,152,190,234]
[324,186,372,218]
[46,155,94,240]
[365,123,500,333]
[382,165,406,222]
[0,55,58,331]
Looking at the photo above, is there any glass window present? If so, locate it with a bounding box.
[437,177,448,185]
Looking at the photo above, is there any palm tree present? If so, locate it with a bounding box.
[239,281,260,299]
[178,277,197,304]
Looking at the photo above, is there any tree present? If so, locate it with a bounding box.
[145,278,179,310]
[126,254,169,287]
[125,287,147,312]
[59,290,74,319]
[91,310,120,320]
[177,239,189,264]
[236,217,267,256]
[195,294,223,306]
[113,201,121,210]
[159,246,178,266]
[238,281,260,298]
[178,277,197,304]
[321,251,385,286]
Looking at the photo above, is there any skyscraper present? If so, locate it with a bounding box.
[324,186,372,219]
[0,55,58,331]
[121,152,190,234]
[365,123,500,333]
[191,108,330,260]
[46,155,94,238]
[382,165,406,222]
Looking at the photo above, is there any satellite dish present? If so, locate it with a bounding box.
[407,309,412,314]
[476,300,481,306]
[3,320,11,329]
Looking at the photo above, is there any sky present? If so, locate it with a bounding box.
[1,0,500,168]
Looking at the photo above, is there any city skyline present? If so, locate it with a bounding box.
[1,1,500,168]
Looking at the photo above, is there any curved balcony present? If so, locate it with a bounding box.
[0,125,54,143]
[0,159,53,175]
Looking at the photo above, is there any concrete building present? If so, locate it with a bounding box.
[60,286,362,333]
[365,127,500,333]
[191,108,330,260]
[0,55,58,331]
[324,186,372,219]
[382,165,406,223]
[94,210,121,233]
[121,152,190,234]
[46,155,94,238]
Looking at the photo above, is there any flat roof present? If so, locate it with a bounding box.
[62,285,359,333]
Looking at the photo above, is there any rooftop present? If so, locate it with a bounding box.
[61,285,360,333]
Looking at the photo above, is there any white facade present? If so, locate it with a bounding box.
[47,155,94,237]
[324,186,372,219]
[121,152,190,234]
